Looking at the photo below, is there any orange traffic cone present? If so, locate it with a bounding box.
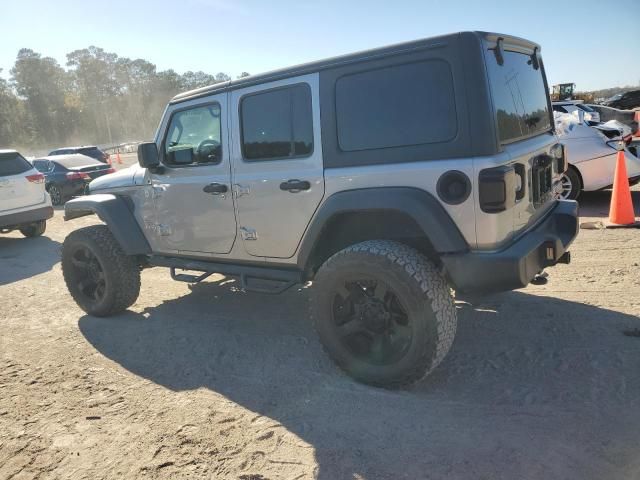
[116,151,123,165]
[608,150,637,226]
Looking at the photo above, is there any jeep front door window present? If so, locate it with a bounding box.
[164,104,222,165]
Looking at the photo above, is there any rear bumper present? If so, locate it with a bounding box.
[0,205,54,229]
[442,200,579,293]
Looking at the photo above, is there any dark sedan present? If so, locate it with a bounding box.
[602,90,640,110]
[32,154,115,205]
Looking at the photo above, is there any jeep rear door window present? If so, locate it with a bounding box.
[164,103,222,165]
[335,60,457,152]
[485,50,551,144]
[240,84,313,161]
[0,152,32,176]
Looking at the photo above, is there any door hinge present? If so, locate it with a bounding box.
[233,184,250,198]
[240,226,258,241]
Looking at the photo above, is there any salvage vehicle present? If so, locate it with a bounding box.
[32,154,115,205]
[555,112,640,200]
[61,32,579,387]
[552,101,600,123]
[0,149,53,237]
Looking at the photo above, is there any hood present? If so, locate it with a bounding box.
[88,164,146,192]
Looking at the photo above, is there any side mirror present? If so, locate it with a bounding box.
[137,142,160,169]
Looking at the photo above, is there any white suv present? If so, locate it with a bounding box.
[0,150,53,237]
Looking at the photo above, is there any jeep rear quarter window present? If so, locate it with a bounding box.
[485,49,552,144]
[0,152,32,176]
[335,60,457,151]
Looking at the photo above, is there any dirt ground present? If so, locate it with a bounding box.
[2,170,640,479]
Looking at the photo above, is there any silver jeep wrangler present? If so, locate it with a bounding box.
[62,32,578,387]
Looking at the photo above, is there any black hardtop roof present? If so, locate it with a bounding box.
[170,31,540,105]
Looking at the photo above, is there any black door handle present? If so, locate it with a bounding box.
[280,179,311,192]
[203,183,228,194]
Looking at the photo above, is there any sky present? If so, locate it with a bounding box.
[1,0,639,92]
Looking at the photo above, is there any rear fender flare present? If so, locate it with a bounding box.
[296,187,469,272]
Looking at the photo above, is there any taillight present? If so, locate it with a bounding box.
[106,167,116,174]
[478,166,517,213]
[26,173,45,184]
[66,172,90,181]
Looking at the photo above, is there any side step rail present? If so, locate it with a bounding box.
[152,255,302,294]
[170,268,213,283]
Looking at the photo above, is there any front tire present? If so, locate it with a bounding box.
[311,240,457,388]
[20,220,46,237]
[62,225,141,316]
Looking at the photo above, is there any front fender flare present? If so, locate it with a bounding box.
[64,194,151,255]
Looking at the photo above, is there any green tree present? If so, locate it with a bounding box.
[10,49,71,147]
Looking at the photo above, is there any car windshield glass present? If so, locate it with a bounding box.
[0,152,32,176]
[52,155,102,168]
[485,49,552,144]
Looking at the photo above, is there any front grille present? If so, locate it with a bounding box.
[532,154,553,207]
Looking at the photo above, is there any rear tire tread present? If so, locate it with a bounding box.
[311,240,457,388]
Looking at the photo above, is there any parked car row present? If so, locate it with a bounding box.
[32,155,115,205]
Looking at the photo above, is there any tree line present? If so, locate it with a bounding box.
[0,46,249,154]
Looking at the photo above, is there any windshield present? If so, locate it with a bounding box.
[607,93,623,102]
[485,49,552,144]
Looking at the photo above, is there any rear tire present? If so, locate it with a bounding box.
[20,220,46,238]
[62,225,140,316]
[311,240,457,388]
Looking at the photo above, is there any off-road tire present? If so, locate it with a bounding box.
[311,240,457,388]
[19,220,46,237]
[62,225,140,316]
